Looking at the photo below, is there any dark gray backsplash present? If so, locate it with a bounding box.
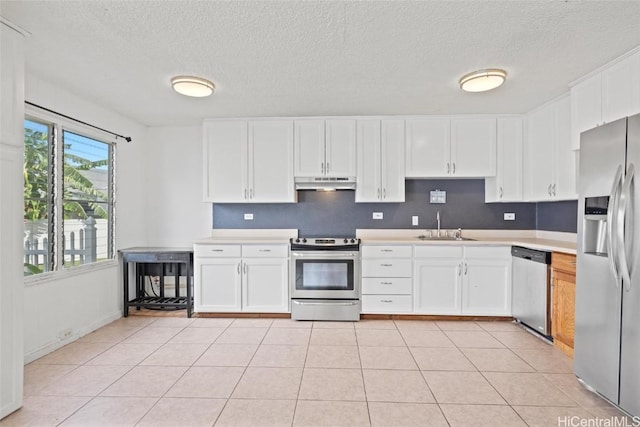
[536,200,578,233]
[212,179,578,237]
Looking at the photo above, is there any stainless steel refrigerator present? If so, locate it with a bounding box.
[575,113,640,417]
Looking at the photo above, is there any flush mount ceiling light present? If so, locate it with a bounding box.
[171,76,215,97]
[459,69,507,93]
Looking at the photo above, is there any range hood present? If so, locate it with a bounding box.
[294,177,356,191]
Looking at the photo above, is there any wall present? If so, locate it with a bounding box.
[22,74,148,362]
[144,126,211,246]
[536,200,578,233]
[213,179,539,236]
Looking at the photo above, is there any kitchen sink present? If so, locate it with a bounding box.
[415,235,475,241]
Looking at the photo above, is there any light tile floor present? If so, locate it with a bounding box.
[2,317,634,427]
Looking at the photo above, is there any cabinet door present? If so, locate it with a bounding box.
[486,117,523,202]
[325,119,357,177]
[405,118,449,177]
[294,119,325,177]
[553,95,577,199]
[248,120,295,203]
[380,119,405,202]
[242,258,289,312]
[413,259,461,314]
[570,73,602,150]
[462,258,511,316]
[602,51,640,124]
[195,258,242,312]
[203,121,247,202]
[524,104,556,201]
[356,119,382,202]
[552,270,576,355]
[450,118,497,177]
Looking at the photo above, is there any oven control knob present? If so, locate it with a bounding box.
[344,239,349,243]
[350,239,356,244]
[295,238,300,243]
[302,238,307,243]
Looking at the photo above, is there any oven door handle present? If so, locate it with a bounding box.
[292,300,360,306]
[291,252,359,258]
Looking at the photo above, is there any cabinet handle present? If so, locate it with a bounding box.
[447,163,450,174]
[464,262,468,275]
[499,187,503,198]
[244,189,248,199]
[452,162,456,174]
[383,188,386,199]
[377,188,381,198]
[243,263,248,274]
[380,263,393,267]
[547,184,552,196]
[457,263,462,276]
[326,162,330,173]
[237,263,241,274]
[321,162,325,174]
[258,249,272,252]
[552,184,557,196]
[570,260,576,266]
[380,299,393,303]
[211,249,224,252]
[250,188,253,199]
[380,281,393,285]
[380,249,393,253]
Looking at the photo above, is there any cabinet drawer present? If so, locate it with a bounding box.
[242,244,288,258]
[362,277,412,295]
[552,252,576,274]
[362,245,412,258]
[362,259,412,277]
[194,244,241,258]
[362,295,412,313]
[414,245,463,259]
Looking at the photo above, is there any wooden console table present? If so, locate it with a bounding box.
[120,247,194,317]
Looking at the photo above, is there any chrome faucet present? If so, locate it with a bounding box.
[436,211,441,237]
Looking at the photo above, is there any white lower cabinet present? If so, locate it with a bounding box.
[361,245,412,313]
[413,245,512,316]
[194,244,289,313]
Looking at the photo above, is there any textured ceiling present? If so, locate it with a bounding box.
[2,1,640,126]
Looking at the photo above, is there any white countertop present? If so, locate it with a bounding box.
[195,229,577,254]
[357,229,577,254]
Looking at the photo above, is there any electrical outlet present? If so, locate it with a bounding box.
[58,328,72,341]
[412,215,419,226]
[244,213,254,220]
[504,213,516,221]
[373,212,383,220]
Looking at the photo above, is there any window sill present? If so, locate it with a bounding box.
[24,259,118,287]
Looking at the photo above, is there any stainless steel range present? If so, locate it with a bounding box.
[290,237,361,321]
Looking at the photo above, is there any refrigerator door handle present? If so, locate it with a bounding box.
[618,163,635,292]
[607,165,624,283]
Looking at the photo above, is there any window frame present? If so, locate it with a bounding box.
[24,107,117,279]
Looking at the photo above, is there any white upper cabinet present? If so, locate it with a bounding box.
[405,118,450,177]
[203,120,295,203]
[450,118,497,177]
[524,94,577,201]
[571,49,640,150]
[356,119,405,202]
[485,117,523,202]
[294,119,356,177]
[405,117,496,178]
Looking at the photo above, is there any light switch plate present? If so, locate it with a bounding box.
[373,212,383,220]
[244,213,254,220]
[430,190,446,204]
[412,216,419,226]
[504,213,515,221]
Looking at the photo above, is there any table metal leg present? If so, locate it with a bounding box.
[123,259,129,317]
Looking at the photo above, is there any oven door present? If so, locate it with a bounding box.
[290,250,360,300]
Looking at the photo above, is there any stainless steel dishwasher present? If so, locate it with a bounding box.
[511,246,552,337]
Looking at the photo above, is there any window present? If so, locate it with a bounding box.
[23,117,115,276]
